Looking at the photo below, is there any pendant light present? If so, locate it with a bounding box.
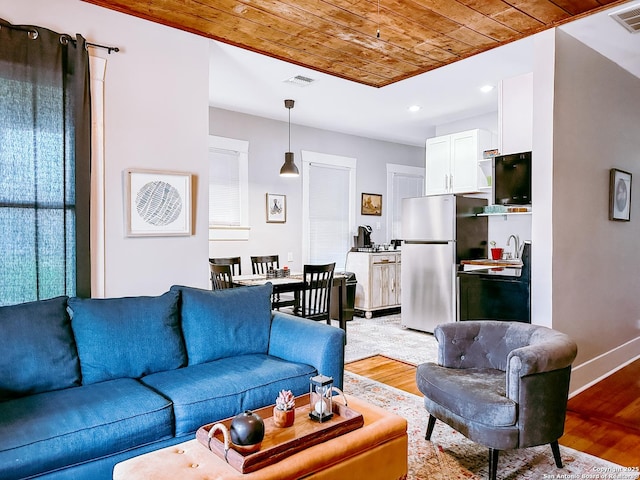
[279,99,299,177]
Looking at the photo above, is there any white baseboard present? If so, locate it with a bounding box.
[569,335,640,397]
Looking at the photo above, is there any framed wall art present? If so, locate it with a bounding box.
[125,169,193,236]
[609,168,632,222]
[361,193,382,216]
[266,193,286,223]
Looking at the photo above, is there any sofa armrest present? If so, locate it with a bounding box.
[268,311,346,389]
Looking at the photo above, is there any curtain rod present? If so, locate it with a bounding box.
[86,42,120,54]
[0,21,119,54]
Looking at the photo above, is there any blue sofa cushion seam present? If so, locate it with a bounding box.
[166,372,314,408]
[1,405,173,452]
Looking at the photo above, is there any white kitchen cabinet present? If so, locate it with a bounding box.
[346,251,401,318]
[425,129,492,195]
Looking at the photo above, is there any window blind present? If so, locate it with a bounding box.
[308,163,351,268]
[209,149,241,225]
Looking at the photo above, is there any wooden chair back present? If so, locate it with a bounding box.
[209,257,242,276]
[300,263,335,323]
[210,263,234,290]
[250,255,279,275]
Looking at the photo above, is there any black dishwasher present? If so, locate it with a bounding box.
[457,243,531,323]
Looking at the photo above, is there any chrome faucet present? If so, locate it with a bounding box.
[507,234,521,260]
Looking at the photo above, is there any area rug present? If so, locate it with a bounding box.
[344,371,639,480]
[344,312,438,365]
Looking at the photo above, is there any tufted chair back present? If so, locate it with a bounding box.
[435,321,577,402]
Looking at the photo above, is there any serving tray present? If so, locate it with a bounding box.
[195,393,364,474]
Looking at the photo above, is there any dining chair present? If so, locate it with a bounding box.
[250,255,279,274]
[251,255,293,308]
[209,263,234,290]
[209,257,242,276]
[299,263,335,324]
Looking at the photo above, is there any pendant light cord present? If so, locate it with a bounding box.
[288,107,291,151]
[377,0,380,38]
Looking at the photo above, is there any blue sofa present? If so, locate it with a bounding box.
[0,284,345,480]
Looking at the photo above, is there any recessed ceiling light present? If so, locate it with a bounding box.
[408,105,421,112]
[480,85,494,93]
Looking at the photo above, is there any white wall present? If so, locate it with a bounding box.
[208,108,425,274]
[551,30,640,391]
[1,0,211,296]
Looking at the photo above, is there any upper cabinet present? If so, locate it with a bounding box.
[425,129,492,195]
[499,73,533,154]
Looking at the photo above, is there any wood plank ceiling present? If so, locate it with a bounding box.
[82,0,627,87]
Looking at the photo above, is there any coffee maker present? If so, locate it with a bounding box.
[354,225,372,249]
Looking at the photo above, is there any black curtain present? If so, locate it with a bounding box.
[0,19,91,305]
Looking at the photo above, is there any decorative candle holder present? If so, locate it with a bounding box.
[309,374,333,423]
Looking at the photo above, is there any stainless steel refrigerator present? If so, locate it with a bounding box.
[401,194,487,333]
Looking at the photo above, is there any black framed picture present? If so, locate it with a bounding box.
[609,168,632,221]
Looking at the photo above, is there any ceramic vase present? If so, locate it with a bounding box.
[229,410,264,451]
[273,407,295,428]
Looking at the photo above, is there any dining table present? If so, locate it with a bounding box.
[232,273,347,340]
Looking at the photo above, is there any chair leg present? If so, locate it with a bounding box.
[488,448,499,480]
[425,414,437,441]
[550,440,563,468]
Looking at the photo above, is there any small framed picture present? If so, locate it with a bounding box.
[124,169,192,236]
[266,193,286,223]
[361,193,382,216]
[609,168,632,221]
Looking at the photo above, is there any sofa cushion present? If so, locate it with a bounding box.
[0,378,174,480]
[171,284,273,365]
[416,362,516,427]
[141,353,315,435]
[68,290,185,384]
[0,296,80,401]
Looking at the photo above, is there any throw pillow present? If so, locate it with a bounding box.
[68,290,185,385]
[0,296,80,401]
[171,284,272,365]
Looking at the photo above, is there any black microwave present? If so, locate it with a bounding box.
[493,151,532,205]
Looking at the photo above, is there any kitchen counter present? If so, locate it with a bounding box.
[459,259,523,277]
[345,250,401,318]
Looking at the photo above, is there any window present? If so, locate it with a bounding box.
[302,151,356,270]
[386,164,425,240]
[0,25,91,306]
[208,136,250,240]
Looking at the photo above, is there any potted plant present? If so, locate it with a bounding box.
[490,241,503,260]
[273,389,296,428]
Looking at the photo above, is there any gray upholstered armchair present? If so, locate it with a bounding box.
[416,321,578,480]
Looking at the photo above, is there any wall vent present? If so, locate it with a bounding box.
[284,75,316,87]
[610,5,640,33]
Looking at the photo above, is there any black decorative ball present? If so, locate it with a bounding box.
[230,410,265,446]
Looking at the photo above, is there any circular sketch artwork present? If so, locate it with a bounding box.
[135,181,183,226]
[615,178,628,213]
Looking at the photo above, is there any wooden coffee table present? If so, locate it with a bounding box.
[112,395,408,480]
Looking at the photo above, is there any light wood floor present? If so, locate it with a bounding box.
[345,355,640,467]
